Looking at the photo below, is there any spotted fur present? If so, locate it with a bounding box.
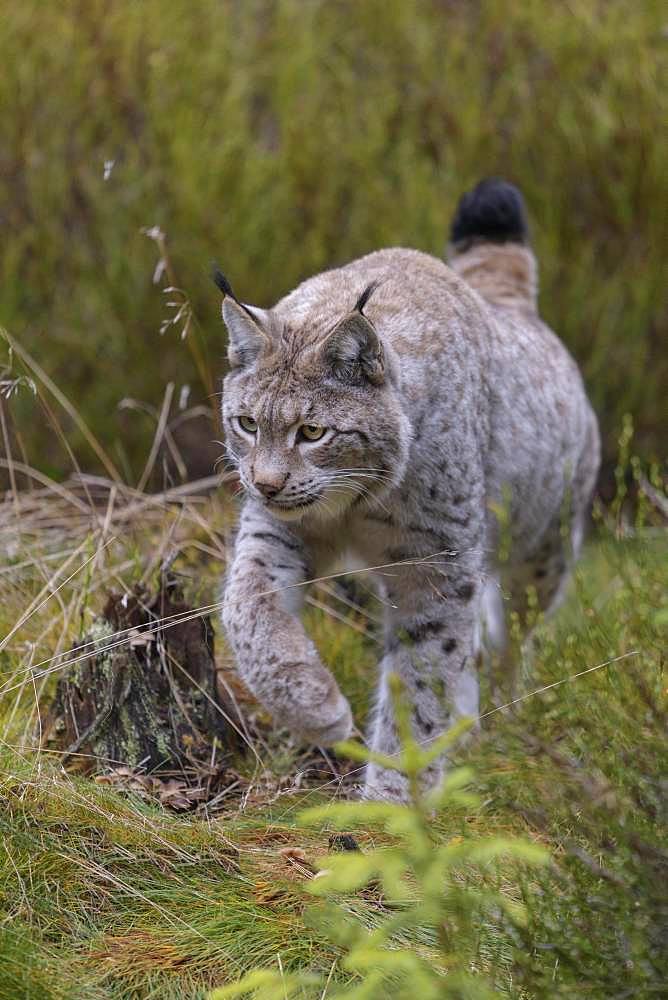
[219,181,600,800]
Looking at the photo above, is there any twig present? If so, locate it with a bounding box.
[638,474,668,520]
[136,381,175,492]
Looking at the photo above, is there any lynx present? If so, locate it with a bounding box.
[217,179,600,799]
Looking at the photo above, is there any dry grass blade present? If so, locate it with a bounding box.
[0,549,457,695]
[1,326,122,482]
[0,458,93,513]
[306,595,370,635]
[0,396,19,514]
[477,651,640,720]
[0,536,115,657]
[136,381,175,492]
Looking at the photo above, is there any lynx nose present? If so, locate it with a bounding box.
[254,473,288,499]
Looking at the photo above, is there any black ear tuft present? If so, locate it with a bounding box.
[450,178,529,246]
[354,280,382,315]
[212,264,262,324]
[211,264,237,298]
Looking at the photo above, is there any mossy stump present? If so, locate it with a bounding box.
[44,577,244,776]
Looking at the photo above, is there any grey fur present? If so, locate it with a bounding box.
[219,240,600,800]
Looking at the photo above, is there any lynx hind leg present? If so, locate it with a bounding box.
[509,526,571,623]
[479,576,506,658]
[494,496,589,705]
[492,428,599,705]
[508,428,599,630]
[570,410,601,558]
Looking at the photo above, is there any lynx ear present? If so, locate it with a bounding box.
[324,311,384,385]
[222,298,271,368]
[323,284,385,385]
[213,267,270,369]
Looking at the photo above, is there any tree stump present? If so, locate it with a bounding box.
[43,576,245,778]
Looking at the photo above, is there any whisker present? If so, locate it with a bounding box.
[326,469,395,484]
[324,479,393,516]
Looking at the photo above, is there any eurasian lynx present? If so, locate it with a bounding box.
[217,179,600,799]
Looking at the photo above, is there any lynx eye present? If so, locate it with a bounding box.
[299,424,326,442]
[237,415,258,434]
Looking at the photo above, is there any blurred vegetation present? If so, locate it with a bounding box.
[0,0,666,481]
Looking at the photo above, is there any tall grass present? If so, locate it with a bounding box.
[1,0,665,477]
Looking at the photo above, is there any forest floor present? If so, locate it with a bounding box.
[0,479,666,999]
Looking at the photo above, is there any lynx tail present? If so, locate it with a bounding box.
[448,178,537,312]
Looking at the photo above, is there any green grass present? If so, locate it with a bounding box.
[0,472,665,997]
[1,0,666,479]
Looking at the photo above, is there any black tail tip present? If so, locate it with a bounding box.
[450,178,529,247]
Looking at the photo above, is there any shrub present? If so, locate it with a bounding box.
[210,680,547,999]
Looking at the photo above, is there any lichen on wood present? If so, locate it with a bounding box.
[43,575,244,777]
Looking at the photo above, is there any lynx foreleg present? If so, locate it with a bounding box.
[222,503,352,745]
[364,559,482,800]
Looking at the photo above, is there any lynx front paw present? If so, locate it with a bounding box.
[277,664,353,745]
[296,689,353,746]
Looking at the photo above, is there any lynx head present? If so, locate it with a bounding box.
[216,271,410,522]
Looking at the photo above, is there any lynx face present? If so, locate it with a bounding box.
[222,318,410,522]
